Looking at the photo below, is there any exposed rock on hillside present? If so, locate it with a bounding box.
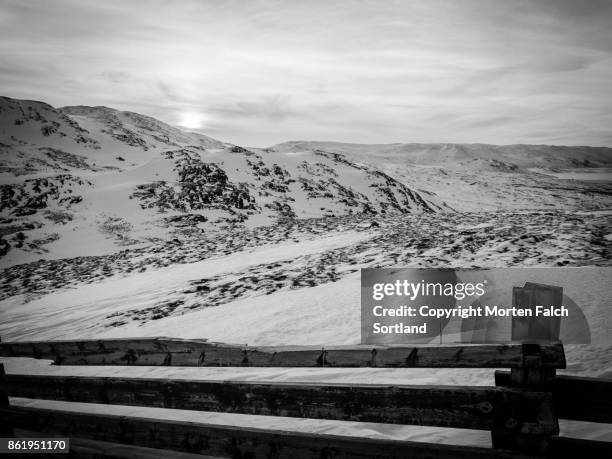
[1,175,90,216]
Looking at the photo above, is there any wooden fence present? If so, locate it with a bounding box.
[0,338,610,458]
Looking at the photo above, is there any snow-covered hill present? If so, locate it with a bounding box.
[0,95,610,351]
[273,141,612,212]
[274,141,612,170]
[0,96,448,266]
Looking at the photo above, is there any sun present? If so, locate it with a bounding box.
[178,111,205,130]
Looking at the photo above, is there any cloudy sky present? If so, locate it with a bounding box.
[1,0,611,147]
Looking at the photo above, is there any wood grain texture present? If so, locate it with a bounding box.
[5,374,558,434]
[0,338,566,369]
[2,405,541,459]
[496,370,612,423]
[492,363,559,453]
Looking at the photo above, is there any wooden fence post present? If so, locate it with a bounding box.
[491,283,563,453]
[491,344,559,453]
[0,363,14,437]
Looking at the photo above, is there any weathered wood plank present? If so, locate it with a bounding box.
[492,358,560,453]
[0,364,13,437]
[496,371,612,423]
[13,429,223,459]
[1,405,541,459]
[69,438,224,459]
[5,374,558,434]
[0,364,8,406]
[547,436,612,459]
[0,338,566,368]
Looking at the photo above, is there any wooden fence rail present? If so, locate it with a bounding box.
[4,374,557,434]
[1,338,610,458]
[0,403,539,459]
[0,338,566,368]
[495,370,612,424]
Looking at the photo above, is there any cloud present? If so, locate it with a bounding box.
[1,0,611,147]
[210,95,297,121]
[101,72,130,84]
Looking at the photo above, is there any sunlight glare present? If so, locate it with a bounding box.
[178,111,206,130]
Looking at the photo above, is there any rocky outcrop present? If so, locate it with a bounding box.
[0,175,90,216]
[132,149,258,214]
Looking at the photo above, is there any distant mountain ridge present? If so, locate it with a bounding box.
[272,141,612,171]
[271,140,612,213]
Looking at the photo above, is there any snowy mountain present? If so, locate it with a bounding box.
[273,141,612,170]
[0,96,447,266]
[273,141,612,211]
[0,95,610,352]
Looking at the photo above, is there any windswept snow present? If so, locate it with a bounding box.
[0,231,369,341]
